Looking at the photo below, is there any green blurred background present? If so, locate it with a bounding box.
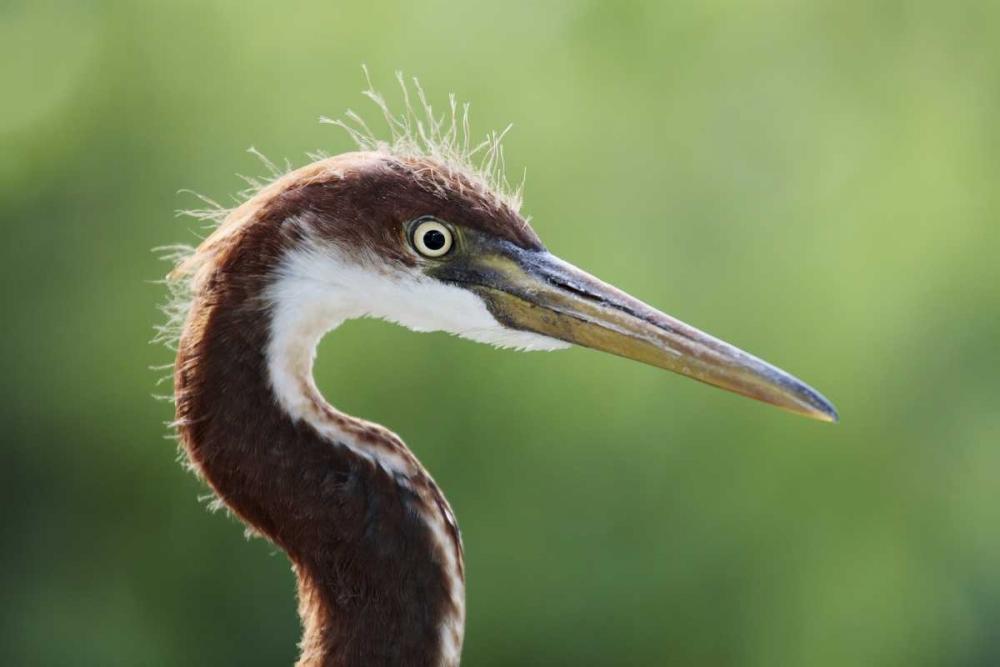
[3,1,999,665]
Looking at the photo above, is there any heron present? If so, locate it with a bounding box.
[161,74,836,667]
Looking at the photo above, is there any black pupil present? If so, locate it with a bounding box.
[423,229,446,251]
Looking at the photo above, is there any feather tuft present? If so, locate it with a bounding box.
[320,66,524,212]
[156,68,523,357]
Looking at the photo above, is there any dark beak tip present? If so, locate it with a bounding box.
[804,392,839,424]
[824,403,840,424]
[817,405,840,424]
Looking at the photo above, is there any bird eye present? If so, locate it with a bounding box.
[412,219,453,258]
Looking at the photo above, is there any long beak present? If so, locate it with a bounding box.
[439,244,837,423]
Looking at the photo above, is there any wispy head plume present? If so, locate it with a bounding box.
[322,66,524,212]
[155,68,524,357]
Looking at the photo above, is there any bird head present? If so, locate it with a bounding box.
[177,149,834,423]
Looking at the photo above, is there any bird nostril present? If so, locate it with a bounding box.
[546,275,607,305]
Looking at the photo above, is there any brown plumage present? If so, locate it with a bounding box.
[174,153,482,667]
[163,77,836,667]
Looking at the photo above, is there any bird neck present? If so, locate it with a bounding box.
[173,247,465,667]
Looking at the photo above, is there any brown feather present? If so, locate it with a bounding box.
[172,152,534,666]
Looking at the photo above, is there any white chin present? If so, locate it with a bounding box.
[452,327,570,352]
[267,243,571,353]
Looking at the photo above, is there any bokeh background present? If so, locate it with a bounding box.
[3,1,999,665]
